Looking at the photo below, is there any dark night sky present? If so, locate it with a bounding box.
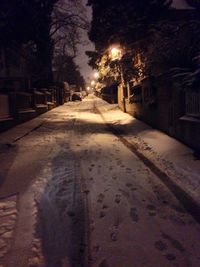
[75,0,95,83]
[172,0,193,8]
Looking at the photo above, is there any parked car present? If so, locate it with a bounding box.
[71,92,82,101]
[81,90,87,98]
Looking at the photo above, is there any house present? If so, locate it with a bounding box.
[0,48,64,132]
[118,0,200,152]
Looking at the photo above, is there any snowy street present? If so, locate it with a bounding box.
[0,95,200,267]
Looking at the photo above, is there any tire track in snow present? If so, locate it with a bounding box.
[31,110,89,267]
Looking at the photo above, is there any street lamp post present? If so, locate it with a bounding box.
[109,46,126,112]
[94,72,99,79]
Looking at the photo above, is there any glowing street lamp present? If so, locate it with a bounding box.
[108,46,123,82]
[91,80,95,86]
[109,45,126,112]
[94,72,99,79]
[109,46,122,61]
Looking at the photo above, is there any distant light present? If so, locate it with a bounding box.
[87,86,90,90]
[91,80,95,86]
[94,72,99,78]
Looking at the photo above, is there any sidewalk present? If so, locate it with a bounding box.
[94,96,200,213]
[0,103,74,146]
[0,110,50,145]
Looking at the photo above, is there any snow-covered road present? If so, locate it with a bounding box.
[0,96,200,267]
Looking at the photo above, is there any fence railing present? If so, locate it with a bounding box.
[0,85,67,125]
[185,91,200,118]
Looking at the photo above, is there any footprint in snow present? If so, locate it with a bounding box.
[97,193,104,203]
[165,253,176,261]
[118,189,130,199]
[130,207,139,222]
[99,211,106,218]
[110,231,118,241]
[115,194,121,204]
[131,187,137,191]
[126,183,133,188]
[147,204,157,217]
[154,240,167,251]
[99,259,109,267]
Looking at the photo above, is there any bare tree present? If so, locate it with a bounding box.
[51,0,89,58]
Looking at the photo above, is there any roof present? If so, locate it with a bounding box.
[171,0,194,9]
